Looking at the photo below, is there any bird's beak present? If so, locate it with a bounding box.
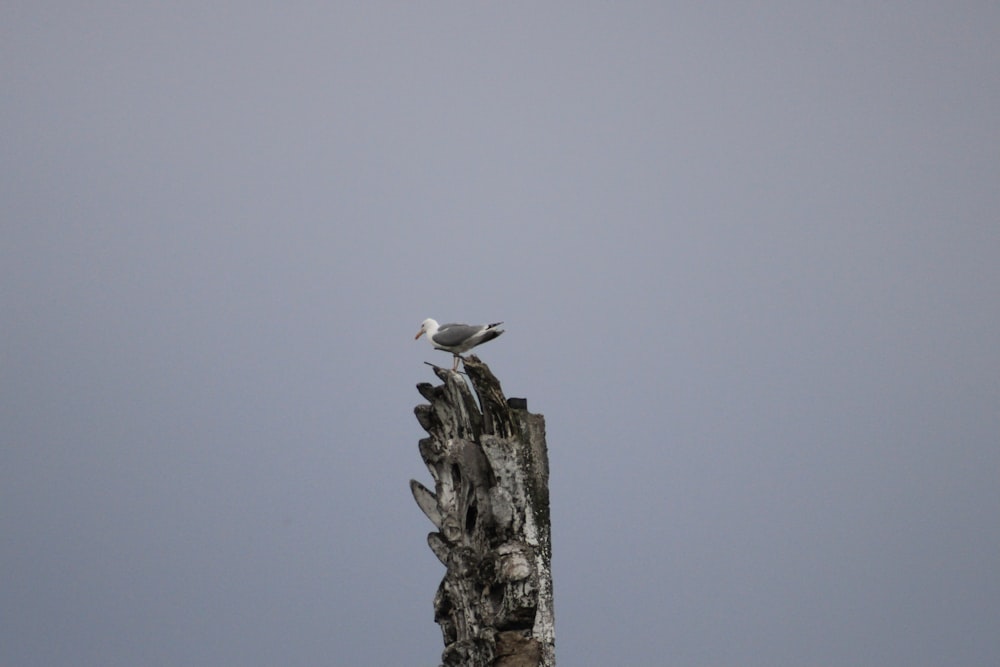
[414,329,424,340]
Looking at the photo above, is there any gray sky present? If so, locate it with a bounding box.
[3,3,998,666]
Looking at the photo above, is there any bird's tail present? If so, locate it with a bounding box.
[479,328,503,344]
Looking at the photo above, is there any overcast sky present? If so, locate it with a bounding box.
[3,3,999,666]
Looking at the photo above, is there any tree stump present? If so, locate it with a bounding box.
[411,356,555,667]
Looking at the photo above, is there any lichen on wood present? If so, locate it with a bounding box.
[411,356,555,667]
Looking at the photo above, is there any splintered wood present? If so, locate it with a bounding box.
[412,356,555,667]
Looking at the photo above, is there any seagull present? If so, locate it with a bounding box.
[415,318,504,370]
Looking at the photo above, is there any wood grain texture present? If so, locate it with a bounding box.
[411,356,555,667]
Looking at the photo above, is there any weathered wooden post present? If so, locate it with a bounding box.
[411,356,555,667]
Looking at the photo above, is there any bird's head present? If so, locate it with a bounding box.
[415,318,436,340]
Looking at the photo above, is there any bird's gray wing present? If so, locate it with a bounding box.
[432,323,481,347]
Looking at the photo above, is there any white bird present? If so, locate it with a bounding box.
[415,318,504,370]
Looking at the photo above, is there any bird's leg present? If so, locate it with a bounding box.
[452,354,461,371]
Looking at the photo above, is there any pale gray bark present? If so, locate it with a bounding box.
[412,356,555,667]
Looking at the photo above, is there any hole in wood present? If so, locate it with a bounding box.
[465,503,478,534]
